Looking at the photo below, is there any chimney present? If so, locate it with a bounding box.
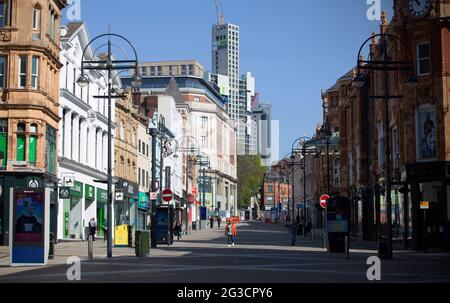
[380,11,388,35]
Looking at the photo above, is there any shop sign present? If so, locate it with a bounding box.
[59,187,71,199]
[27,177,43,189]
[85,184,95,201]
[420,201,429,210]
[138,192,149,209]
[97,188,107,203]
[70,181,83,198]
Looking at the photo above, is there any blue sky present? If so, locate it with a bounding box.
[64,0,394,158]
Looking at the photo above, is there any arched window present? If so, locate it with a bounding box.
[16,123,26,161]
[29,123,38,165]
[32,5,41,40]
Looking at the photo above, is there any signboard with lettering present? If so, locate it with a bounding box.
[420,201,429,210]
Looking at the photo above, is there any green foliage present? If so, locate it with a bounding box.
[237,155,266,209]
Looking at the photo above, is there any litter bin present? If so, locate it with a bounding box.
[192,221,197,231]
[49,232,55,259]
[378,233,391,259]
[135,230,150,257]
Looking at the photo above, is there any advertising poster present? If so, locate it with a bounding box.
[14,191,44,243]
[114,225,128,246]
[416,105,437,161]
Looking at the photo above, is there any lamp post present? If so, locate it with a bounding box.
[195,152,210,230]
[147,114,176,247]
[77,33,141,258]
[353,33,417,260]
[175,136,201,235]
[292,137,320,237]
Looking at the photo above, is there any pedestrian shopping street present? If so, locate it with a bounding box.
[0,221,449,283]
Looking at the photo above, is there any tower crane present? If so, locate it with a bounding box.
[215,0,225,26]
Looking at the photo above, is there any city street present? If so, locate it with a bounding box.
[1,221,449,283]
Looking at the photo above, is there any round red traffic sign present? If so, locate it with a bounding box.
[162,189,173,202]
[320,194,330,209]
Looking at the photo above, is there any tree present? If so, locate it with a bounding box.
[237,155,266,209]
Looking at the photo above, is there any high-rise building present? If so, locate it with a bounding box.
[251,103,272,166]
[213,23,254,156]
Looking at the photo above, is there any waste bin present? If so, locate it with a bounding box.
[135,230,150,257]
[192,221,197,231]
[378,233,391,259]
[49,232,55,259]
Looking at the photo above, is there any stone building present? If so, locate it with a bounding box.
[330,1,450,250]
[0,0,67,246]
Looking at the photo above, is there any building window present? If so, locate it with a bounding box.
[146,144,149,157]
[19,56,27,88]
[0,0,11,28]
[16,123,26,162]
[146,171,149,188]
[28,124,38,166]
[150,66,155,76]
[138,167,141,185]
[201,116,208,129]
[31,56,39,89]
[0,119,7,168]
[48,10,58,41]
[333,158,340,187]
[32,5,41,40]
[142,141,145,155]
[417,42,430,76]
[138,139,141,153]
[142,169,145,187]
[392,128,399,169]
[45,125,57,174]
[141,66,147,76]
[0,56,6,88]
[377,122,384,167]
[157,66,162,76]
[201,136,206,148]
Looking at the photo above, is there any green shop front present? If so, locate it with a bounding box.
[138,192,149,231]
[96,188,108,238]
[62,181,83,240]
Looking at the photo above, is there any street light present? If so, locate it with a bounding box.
[292,136,320,237]
[353,33,417,260]
[78,33,140,258]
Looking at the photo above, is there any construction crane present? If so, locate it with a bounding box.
[215,0,225,26]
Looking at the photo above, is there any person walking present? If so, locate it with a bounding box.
[174,221,182,240]
[217,216,222,229]
[209,216,214,229]
[225,221,233,247]
[88,218,97,241]
[288,221,297,246]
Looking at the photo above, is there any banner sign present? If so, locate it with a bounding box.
[10,188,49,266]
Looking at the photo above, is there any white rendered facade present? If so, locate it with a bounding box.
[57,22,118,241]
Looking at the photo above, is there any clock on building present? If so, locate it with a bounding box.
[406,0,432,19]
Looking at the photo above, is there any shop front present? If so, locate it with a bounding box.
[114,178,139,243]
[96,188,108,238]
[407,162,450,251]
[62,181,83,240]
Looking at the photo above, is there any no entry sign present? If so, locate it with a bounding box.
[162,189,173,202]
[320,194,330,209]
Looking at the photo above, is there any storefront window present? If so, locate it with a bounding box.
[16,123,26,161]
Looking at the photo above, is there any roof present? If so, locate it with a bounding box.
[165,77,184,104]
[62,22,84,40]
[325,68,355,93]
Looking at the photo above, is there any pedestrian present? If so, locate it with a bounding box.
[288,221,297,246]
[217,216,222,229]
[102,219,107,241]
[209,216,214,229]
[175,221,182,240]
[225,221,232,247]
[88,217,97,242]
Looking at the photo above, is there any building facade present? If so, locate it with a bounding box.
[0,0,67,246]
[57,22,118,241]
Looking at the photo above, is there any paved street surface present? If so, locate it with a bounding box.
[0,221,449,283]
